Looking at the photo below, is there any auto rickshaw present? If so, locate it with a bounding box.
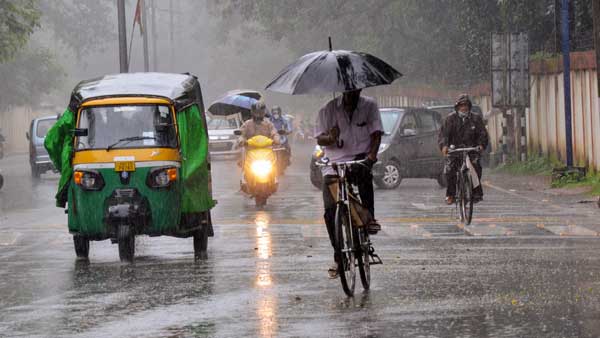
[45,73,216,262]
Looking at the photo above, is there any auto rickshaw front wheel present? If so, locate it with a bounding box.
[118,225,135,262]
[194,226,209,260]
[73,235,89,259]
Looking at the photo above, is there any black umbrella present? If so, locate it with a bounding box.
[265,48,402,95]
[224,89,262,101]
[208,94,258,120]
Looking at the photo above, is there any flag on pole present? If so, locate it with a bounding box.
[134,0,144,35]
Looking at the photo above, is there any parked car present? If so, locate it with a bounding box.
[207,113,243,159]
[27,115,57,178]
[310,107,447,190]
[372,107,447,189]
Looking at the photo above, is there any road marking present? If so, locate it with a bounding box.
[0,232,20,245]
[543,224,600,237]
[483,181,564,209]
[460,223,513,237]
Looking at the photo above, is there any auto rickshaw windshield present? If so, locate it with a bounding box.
[76,104,177,150]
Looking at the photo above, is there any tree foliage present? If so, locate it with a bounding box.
[0,0,40,63]
[210,0,593,88]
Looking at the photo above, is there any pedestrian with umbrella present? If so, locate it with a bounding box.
[265,38,402,279]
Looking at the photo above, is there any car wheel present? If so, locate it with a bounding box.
[31,165,40,179]
[374,162,402,189]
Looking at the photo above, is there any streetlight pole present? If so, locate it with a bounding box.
[150,0,158,71]
[561,0,573,167]
[117,0,128,73]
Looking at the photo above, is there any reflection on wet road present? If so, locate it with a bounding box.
[2,147,600,337]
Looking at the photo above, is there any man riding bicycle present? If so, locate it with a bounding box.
[439,94,489,205]
[315,89,383,278]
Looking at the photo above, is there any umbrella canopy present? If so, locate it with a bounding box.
[208,94,258,120]
[265,50,402,95]
[225,89,262,101]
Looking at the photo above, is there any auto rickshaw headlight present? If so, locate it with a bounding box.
[147,167,178,188]
[74,170,105,191]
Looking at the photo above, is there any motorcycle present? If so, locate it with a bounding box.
[236,131,284,208]
[274,130,291,175]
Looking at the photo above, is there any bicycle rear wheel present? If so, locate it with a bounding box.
[356,228,371,290]
[462,173,474,225]
[335,203,356,296]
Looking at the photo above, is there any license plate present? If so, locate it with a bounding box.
[115,161,135,172]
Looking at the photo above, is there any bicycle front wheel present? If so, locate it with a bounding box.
[356,227,371,290]
[335,203,356,296]
[462,172,474,225]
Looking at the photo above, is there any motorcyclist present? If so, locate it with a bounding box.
[238,101,280,146]
[270,106,291,166]
[438,94,489,205]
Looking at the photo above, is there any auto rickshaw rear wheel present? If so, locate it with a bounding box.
[193,226,209,260]
[73,235,89,259]
[118,225,135,262]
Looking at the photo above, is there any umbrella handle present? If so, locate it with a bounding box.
[336,139,344,148]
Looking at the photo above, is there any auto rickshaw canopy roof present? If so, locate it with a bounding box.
[69,72,203,111]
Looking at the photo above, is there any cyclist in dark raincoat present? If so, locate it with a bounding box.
[438,94,489,205]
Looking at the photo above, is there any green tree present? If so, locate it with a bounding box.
[0,0,41,63]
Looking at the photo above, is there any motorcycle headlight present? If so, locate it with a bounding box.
[250,160,273,178]
[147,167,178,188]
[74,170,105,191]
[313,146,324,158]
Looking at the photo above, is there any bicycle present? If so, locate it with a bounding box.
[317,158,382,296]
[447,146,481,225]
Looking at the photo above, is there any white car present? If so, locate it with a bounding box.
[207,113,243,158]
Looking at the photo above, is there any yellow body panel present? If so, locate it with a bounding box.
[247,135,274,148]
[81,97,171,107]
[73,148,181,165]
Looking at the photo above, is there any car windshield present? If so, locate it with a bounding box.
[36,119,56,138]
[380,109,403,135]
[76,105,177,150]
[207,117,239,130]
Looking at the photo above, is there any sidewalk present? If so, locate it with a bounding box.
[484,171,600,211]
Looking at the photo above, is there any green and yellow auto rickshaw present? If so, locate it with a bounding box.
[45,73,216,262]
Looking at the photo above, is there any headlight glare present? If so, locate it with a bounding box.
[250,160,272,177]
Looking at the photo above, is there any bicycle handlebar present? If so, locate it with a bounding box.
[448,147,481,154]
[315,158,368,167]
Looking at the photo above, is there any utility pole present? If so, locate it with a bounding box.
[561,0,574,167]
[141,0,150,72]
[150,0,158,71]
[117,0,128,73]
[593,0,600,113]
[169,0,175,72]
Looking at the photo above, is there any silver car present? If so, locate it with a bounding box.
[207,113,243,159]
[26,115,57,178]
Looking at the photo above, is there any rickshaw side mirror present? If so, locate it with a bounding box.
[233,130,242,136]
[73,128,88,137]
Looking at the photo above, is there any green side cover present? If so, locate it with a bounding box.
[44,109,75,207]
[177,104,216,213]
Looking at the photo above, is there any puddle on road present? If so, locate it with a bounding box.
[254,212,278,337]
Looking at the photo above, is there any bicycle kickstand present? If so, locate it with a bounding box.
[369,246,383,265]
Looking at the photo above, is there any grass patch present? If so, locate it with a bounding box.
[493,156,556,176]
[551,173,600,196]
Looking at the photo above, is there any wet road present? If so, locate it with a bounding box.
[1,145,600,337]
